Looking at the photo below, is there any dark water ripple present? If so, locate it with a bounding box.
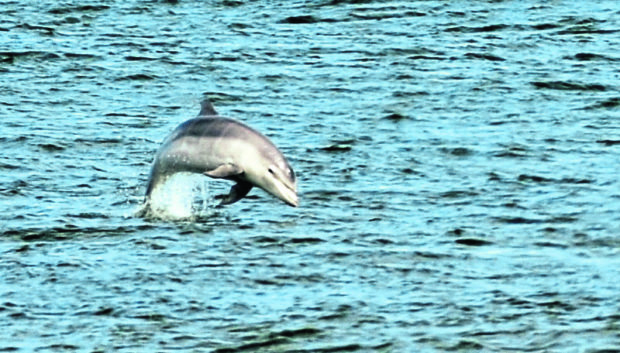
[2,0,620,352]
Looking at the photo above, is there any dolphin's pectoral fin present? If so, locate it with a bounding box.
[204,164,243,179]
[217,181,253,206]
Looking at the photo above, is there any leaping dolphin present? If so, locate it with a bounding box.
[144,99,298,208]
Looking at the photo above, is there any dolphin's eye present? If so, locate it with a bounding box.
[268,168,275,175]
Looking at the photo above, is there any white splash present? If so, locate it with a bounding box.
[140,173,214,220]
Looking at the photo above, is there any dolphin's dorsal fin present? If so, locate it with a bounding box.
[199,99,218,117]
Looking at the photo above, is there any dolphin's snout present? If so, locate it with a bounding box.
[275,178,298,207]
[287,192,299,207]
[278,182,299,207]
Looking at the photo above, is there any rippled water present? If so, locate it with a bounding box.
[2,1,620,352]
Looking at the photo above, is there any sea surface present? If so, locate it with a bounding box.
[1,1,620,352]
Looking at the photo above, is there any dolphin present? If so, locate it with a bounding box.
[144,99,298,208]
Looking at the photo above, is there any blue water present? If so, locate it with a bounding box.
[1,1,620,352]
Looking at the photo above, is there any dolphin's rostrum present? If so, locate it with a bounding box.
[145,99,298,208]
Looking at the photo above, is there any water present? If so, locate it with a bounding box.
[1,1,620,351]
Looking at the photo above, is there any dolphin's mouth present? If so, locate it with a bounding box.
[286,192,299,207]
[280,183,299,207]
[273,179,299,207]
